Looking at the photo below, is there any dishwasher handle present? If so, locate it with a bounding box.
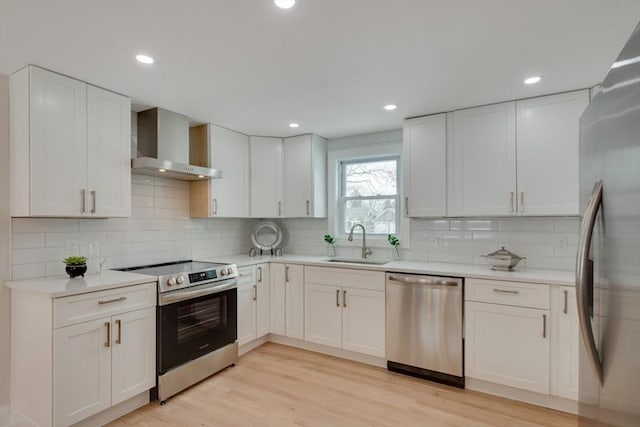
[387,274,460,287]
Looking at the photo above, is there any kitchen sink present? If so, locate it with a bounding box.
[324,258,389,266]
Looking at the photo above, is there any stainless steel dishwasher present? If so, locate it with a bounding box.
[386,272,464,388]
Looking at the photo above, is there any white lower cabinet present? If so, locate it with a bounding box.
[551,286,579,400]
[304,266,385,357]
[237,264,270,346]
[269,263,304,339]
[11,282,156,427]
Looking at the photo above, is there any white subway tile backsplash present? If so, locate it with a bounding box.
[498,219,554,233]
[554,218,581,233]
[12,233,45,249]
[12,263,46,280]
[12,218,78,233]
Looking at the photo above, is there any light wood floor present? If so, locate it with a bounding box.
[108,343,578,427]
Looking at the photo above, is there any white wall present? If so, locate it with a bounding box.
[0,75,11,424]
[278,129,580,271]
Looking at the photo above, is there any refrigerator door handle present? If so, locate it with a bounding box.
[576,179,604,386]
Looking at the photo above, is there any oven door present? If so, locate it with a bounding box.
[157,279,237,374]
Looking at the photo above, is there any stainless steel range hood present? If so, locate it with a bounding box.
[132,108,222,180]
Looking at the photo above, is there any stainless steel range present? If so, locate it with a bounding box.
[117,260,238,404]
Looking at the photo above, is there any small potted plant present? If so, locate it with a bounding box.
[324,234,336,257]
[388,235,400,260]
[64,256,88,278]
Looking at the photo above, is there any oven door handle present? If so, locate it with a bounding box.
[159,279,237,306]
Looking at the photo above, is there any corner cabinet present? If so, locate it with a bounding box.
[403,113,447,217]
[190,124,250,218]
[11,282,156,427]
[269,263,304,339]
[10,65,131,217]
[283,134,327,218]
[249,136,283,218]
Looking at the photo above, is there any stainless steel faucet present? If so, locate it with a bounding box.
[348,224,373,259]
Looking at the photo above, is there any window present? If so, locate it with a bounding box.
[338,156,400,235]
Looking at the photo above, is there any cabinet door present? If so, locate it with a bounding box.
[87,85,131,217]
[283,135,312,217]
[465,301,550,394]
[269,263,286,335]
[111,307,156,405]
[30,66,88,216]
[256,264,270,338]
[516,91,588,216]
[54,318,111,426]
[237,280,257,346]
[403,114,447,217]
[210,124,250,217]
[250,137,283,218]
[304,283,342,349]
[285,264,305,339]
[342,288,386,357]
[551,286,579,400]
[449,102,516,216]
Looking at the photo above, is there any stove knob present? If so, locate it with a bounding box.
[167,277,177,286]
[176,275,185,285]
[226,268,234,276]
[220,269,227,276]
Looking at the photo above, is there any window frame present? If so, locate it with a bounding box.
[337,155,401,236]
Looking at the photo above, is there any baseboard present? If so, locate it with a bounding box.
[466,378,579,415]
[267,334,386,368]
[73,392,149,427]
[0,406,9,427]
[239,335,269,356]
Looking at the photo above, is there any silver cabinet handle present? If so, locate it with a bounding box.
[212,198,218,215]
[336,289,340,307]
[115,319,122,344]
[278,201,282,216]
[542,314,547,338]
[81,189,86,213]
[509,192,515,213]
[285,266,290,282]
[343,290,347,308]
[576,180,603,385]
[520,192,525,213]
[98,296,127,305]
[493,288,519,295]
[387,274,459,287]
[90,190,96,214]
[104,322,111,348]
[405,197,409,215]
[306,200,310,215]
[563,289,568,314]
[252,285,257,301]
[257,266,262,283]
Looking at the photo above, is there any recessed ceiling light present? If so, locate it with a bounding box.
[274,0,295,9]
[198,175,204,178]
[289,123,299,128]
[158,168,166,172]
[524,76,541,85]
[136,54,154,64]
[384,104,397,111]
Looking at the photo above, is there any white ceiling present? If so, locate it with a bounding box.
[1,0,639,139]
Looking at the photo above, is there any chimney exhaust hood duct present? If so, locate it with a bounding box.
[132,108,222,180]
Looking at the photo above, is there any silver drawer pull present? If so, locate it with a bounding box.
[493,288,519,295]
[98,296,127,305]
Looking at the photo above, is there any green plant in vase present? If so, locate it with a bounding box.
[324,234,336,257]
[64,256,88,278]
[388,235,400,260]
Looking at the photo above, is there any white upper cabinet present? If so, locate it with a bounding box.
[283,134,327,218]
[515,90,588,216]
[190,124,250,218]
[250,136,283,218]
[448,102,517,216]
[10,65,131,217]
[403,114,447,217]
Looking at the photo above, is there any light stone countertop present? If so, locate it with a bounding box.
[200,254,575,286]
[5,270,157,298]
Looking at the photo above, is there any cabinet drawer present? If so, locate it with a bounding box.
[54,282,156,328]
[238,266,256,286]
[305,266,385,291]
[465,278,549,309]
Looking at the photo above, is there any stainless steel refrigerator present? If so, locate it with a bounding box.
[577,22,640,427]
